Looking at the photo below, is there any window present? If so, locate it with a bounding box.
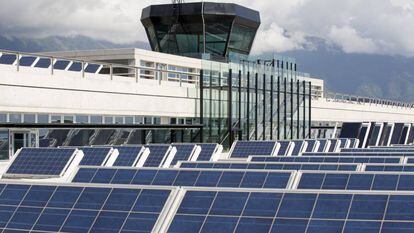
[76,115,89,124]
[38,115,49,123]
[51,115,62,123]
[104,117,113,124]
[64,116,74,123]
[91,116,103,124]
[134,116,144,125]
[9,114,22,123]
[0,114,7,123]
[125,117,134,124]
[23,114,36,123]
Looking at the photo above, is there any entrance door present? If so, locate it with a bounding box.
[9,129,39,158]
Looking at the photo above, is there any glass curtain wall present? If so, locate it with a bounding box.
[201,55,311,148]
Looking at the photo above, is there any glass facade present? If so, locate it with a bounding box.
[141,2,260,61]
[201,57,311,148]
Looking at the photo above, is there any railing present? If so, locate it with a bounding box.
[0,49,201,86]
[324,92,414,109]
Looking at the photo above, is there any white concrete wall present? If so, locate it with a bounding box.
[0,64,198,117]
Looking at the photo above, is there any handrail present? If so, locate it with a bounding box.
[323,91,414,109]
[0,49,200,84]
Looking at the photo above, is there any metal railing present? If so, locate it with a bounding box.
[0,49,201,85]
[324,92,414,109]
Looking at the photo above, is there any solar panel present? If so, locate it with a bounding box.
[327,139,339,152]
[19,56,37,67]
[338,138,350,149]
[112,146,144,167]
[53,60,71,70]
[34,58,51,68]
[4,148,77,177]
[229,141,277,158]
[349,138,359,148]
[343,148,414,153]
[290,140,306,156]
[165,188,414,233]
[196,143,220,161]
[302,151,414,156]
[177,161,359,171]
[364,164,414,172]
[166,144,197,166]
[79,147,113,166]
[249,155,403,164]
[143,145,172,167]
[316,139,328,152]
[297,171,414,191]
[68,62,82,71]
[0,182,174,233]
[305,140,318,152]
[0,54,16,65]
[72,167,294,189]
[85,63,102,73]
[276,141,291,156]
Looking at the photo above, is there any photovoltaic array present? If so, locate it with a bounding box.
[230,141,277,158]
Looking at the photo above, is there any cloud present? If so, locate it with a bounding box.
[328,26,378,54]
[0,0,414,56]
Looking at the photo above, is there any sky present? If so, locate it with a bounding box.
[0,0,413,56]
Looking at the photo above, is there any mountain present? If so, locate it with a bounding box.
[1,35,414,102]
[0,35,150,52]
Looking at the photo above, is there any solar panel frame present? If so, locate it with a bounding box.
[228,140,278,158]
[3,148,79,178]
[276,141,292,156]
[290,140,307,156]
[316,139,330,152]
[305,140,319,152]
[0,181,178,233]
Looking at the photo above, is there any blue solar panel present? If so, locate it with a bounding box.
[143,145,170,167]
[349,138,359,148]
[5,148,76,176]
[291,140,305,156]
[68,62,82,71]
[178,162,358,171]
[277,141,291,156]
[230,141,277,158]
[170,144,196,166]
[249,156,403,164]
[338,138,349,149]
[317,140,328,152]
[0,182,172,232]
[327,139,338,152]
[112,146,143,167]
[302,152,414,156]
[54,60,70,70]
[19,56,37,66]
[305,140,317,152]
[196,143,218,161]
[79,147,112,166]
[166,189,414,233]
[298,172,414,191]
[365,165,414,172]
[343,148,414,153]
[85,63,102,73]
[0,54,16,65]
[72,167,294,189]
[34,58,51,68]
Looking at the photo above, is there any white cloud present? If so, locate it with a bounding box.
[0,0,414,56]
[328,26,378,54]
